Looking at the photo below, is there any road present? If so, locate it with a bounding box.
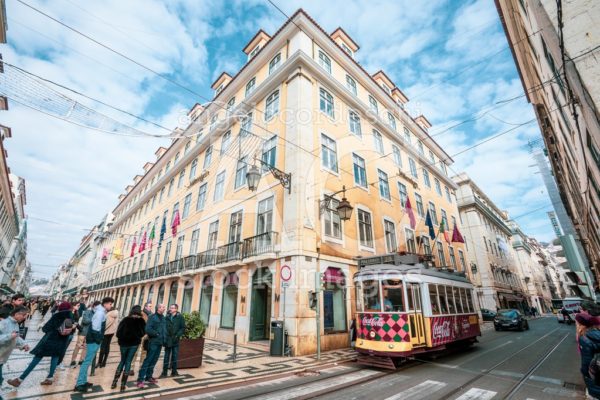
[179,317,584,400]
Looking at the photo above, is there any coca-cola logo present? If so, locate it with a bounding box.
[432,320,452,340]
[362,316,385,327]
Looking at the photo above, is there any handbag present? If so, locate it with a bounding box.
[19,326,28,339]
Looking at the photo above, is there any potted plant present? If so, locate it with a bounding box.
[178,311,206,368]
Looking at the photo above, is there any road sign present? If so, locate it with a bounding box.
[281,281,290,288]
[280,265,292,282]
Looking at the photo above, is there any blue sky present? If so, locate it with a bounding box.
[0,0,554,279]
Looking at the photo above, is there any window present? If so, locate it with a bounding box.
[226,97,235,115]
[404,127,411,144]
[397,182,408,207]
[437,242,446,266]
[203,145,213,169]
[415,193,425,217]
[207,220,219,250]
[209,115,217,132]
[241,112,252,135]
[182,193,192,219]
[387,112,397,131]
[422,236,432,255]
[171,202,179,223]
[213,171,225,201]
[221,274,238,329]
[429,150,435,164]
[249,44,260,58]
[151,194,156,209]
[168,178,175,196]
[384,220,397,252]
[323,268,347,332]
[405,228,416,253]
[190,229,200,254]
[159,187,165,203]
[346,75,357,95]
[349,111,362,137]
[199,277,213,324]
[423,169,431,188]
[446,286,456,313]
[175,235,185,259]
[321,133,338,172]
[184,142,191,155]
[373,130,384,154]
[269,53,281,74]
[323,197,342,239]
[189,159,198,180]
[445,186,452,203]
[257,197,274,234]
[441,209,448,226]
[221,131,231,155]
[174,152,180,164]
[245,77,256,97]
[234,157,247,189]
[378,169,390,200]
[429,202,438,225]
[434,178,442,196]
[182,280,194,314]
[429,284,440,315]
[340,41,353,56]
[318,50,331,73]
[163,241,172,265]
[368,95,378,114]
[381,83,391,94]
[262,135,277,170]
[177,169,186,188]
[417,141,424,155]
[409,158,418,178]
[393,145,402,167]
[358,209,373,248]
[265,90,279,120]
[196,183,207,211]
[319,88,334,118]
[449,246,457,269]
[229,211,243,244]
[458,250,466,270]
[352,153,367,188]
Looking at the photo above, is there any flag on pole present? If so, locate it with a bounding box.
[439,219,450,243]
[452,223,465,243]
[425,210,435,240]
[171,210,181,236]
[149,225,156,249]
[159,216,167,244]
[139,231,147,253]
[113,236,124,260]
[130,237,137,257]
[405,198,416,230]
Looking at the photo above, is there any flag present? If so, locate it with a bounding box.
[171,209,181,236]
[439,219,450,243]
[425,210,435,240]
[159,216,167,244]
[452,224,465,243]
[130,237,137,257]
[405,197,416,230]
[139,231,147,253]
[149,225,156,249]
[113,236,124,260]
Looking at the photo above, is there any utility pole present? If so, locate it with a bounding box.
[315,269,321,360]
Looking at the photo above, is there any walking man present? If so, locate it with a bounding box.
[136,304,166,388]
[70,301,98,367]
[0,307,30,391]
[74,297,114,393]
[161,304,185,378]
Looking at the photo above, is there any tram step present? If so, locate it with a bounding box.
[357,354,397,370]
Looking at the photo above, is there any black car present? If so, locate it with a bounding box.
[494,309,529,331]
[481,308,496,321]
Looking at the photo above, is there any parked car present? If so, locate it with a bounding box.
[494,309,529,331]
[481,308,496,321]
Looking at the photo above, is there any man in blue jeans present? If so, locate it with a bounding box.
[161,304,185,377]
[74,297,114,393]
[136,304,166,389]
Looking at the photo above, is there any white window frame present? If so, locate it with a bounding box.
[322,192,344,244]
[213,171,226,202]
[352,153,368,189]
[269,53,281,75]
[245,77,256,97]
[349,110,362,137]
[393,145,402,167]
[378,169,391,201]
[265,90,280,121]
[368,95,378,114]
[346,74,357,95]
[387,112,397,132]
[319,88,334,118]
[373,129,384,154]
[423,169,431,188]
[321,133,338,173]
[356,206,375,252]
[409,158,418,178]
[318,50,332,74]
[383,218,397,253]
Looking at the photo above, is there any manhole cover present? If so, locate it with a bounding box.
[563,381,585,391]
[295,369,321,377]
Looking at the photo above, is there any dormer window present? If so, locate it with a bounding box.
[245,77,256,98]
[318,50,332,74]
[269,53,281,75]
[249,45,261,59]
[340,42,353,57]
[215,84,224,96]
[381,83,392,95]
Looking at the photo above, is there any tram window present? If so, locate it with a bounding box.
[454,287,463,313]
[429,284,440,315]
[446,286,456,314]
[363,280,381,312]
[382,282,404,312]
[438,285,449,314]
[465,289,474,313]
[459,288,468,313]
[356,283,364,312]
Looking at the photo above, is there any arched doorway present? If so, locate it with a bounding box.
[199,276,213,324]
[157,283,165,305]
[168,281,179,307]
[182,280,193,313]
[249,267,272,341]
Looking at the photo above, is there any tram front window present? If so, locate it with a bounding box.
[381,281,404,312]
[362,280,382,312]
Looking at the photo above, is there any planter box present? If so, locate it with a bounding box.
[178,337,205,369]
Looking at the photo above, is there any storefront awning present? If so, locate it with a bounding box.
[324,267,346,285]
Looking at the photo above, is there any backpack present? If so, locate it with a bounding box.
[58,318,74,336]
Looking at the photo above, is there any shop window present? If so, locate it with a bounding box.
[182,280,194,313]
[200,276,213,324]
[323,267,347,332]
[220,273,238,329]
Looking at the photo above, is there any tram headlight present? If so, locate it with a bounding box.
[388,344,394,349]
[369,331,376,339]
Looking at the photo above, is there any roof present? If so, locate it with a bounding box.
[210,72,232,90]
[330,27,360,51]
[372,70,395,89]
[242,29,271,54]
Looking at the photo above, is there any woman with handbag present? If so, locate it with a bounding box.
[7,301,74,387]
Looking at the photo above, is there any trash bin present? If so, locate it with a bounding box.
[270,320,284,356]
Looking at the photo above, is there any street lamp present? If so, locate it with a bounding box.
[246,158,292,194]
[319,186,353,221]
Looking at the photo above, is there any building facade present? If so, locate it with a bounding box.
[453,173,528,311]
[86,10,467,355]
[496,0,600,284]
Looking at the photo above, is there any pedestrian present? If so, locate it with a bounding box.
[562,306,574,324]
[7,301,74,387]
[111,305,146,391]
[0,294,26,320]
[161,304,185,378]
[57,301,82,369]
[132,301,153,376]
[577,313,600,399]
[97,307,119,368]
[136,303,166,389]
[70,301,98,367]
[40,301,50,318]
[29,301,38,320]
[0,307,30,391]
[73,297,114,393]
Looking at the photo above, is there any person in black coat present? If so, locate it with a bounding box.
[7,301,74,387]
[161,304,185,377]
[111,305,146,391]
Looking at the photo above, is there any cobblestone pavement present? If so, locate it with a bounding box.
[1,313,356,400]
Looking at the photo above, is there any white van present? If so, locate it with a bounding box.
[557,297,583,323]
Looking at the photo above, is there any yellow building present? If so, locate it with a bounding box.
[88,9,467,355]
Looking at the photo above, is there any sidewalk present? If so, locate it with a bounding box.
[2,313,356,400]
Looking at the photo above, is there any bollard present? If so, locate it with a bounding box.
[232,334,237,363]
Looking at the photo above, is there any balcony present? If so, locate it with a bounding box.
[243,231,278,258]
[217,241,243,264]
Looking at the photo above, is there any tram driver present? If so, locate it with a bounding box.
[374,289,394,312]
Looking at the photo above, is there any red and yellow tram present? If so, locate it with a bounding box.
[354,253,480,368]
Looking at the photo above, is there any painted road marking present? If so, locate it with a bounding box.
[490,369,524,379]
[528,375,563,385]
[383,380,447,400]
[454,387,497,400]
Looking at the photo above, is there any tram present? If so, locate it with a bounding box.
[354,253,481,369]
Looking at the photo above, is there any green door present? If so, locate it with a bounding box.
[250,268,272,341]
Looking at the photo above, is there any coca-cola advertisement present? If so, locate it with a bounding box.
[357,313,410,342]
[430,315,480,346]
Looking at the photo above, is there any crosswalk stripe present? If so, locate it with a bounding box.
[383,380,447,400]
[454,388,497,400]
